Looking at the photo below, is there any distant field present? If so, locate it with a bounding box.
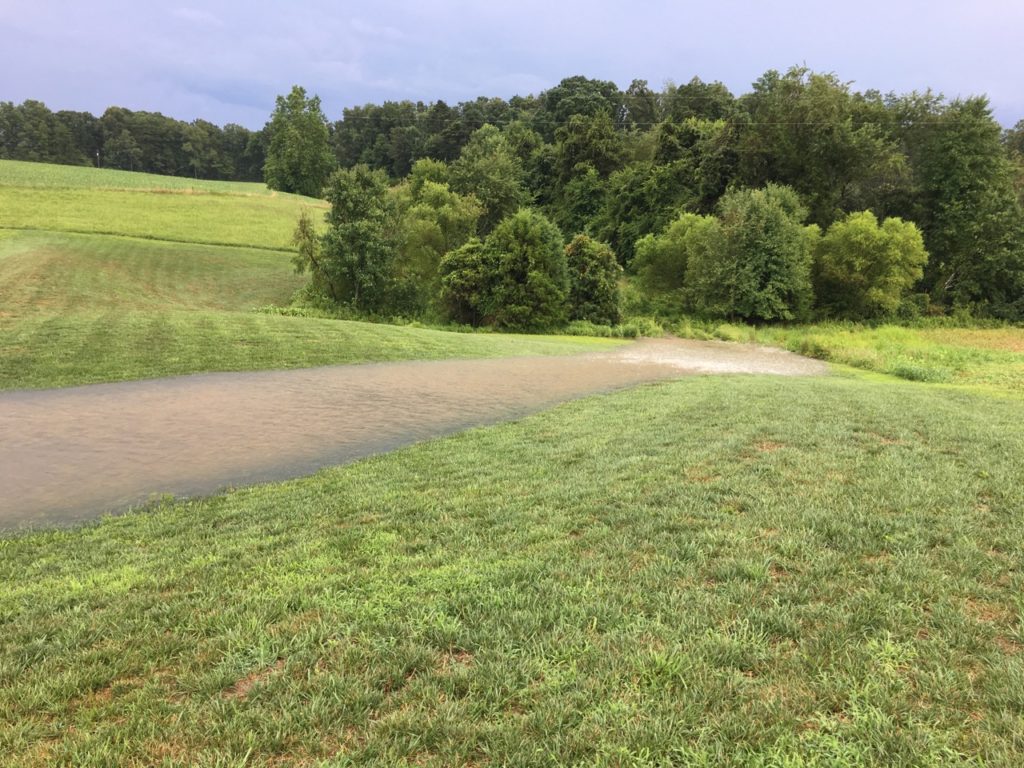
[0,159,326,250]
[0,231,623,390]
[0,158,281,196]
[676,320,1024,398]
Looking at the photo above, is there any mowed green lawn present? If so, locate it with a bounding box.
[0,230,623,390]
[2,373,1022,766]
[0,159,325,250]
[0,159,282,195]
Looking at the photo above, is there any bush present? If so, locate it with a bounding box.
[686,184,816,322]
[565,234,622,325]
[814,211,928,320]
[482,209,569,331]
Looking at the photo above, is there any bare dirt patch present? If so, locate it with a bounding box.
[222,659,286,700]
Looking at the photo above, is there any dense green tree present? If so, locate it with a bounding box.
[622,79,661,130]
[483,209,569,331]
[687,185,817,321]
[407,158,450,195]
[449,125,530,233]
[395,180,482,315]
[595,161,697,264]
[103,129,143,171]
[533,76,624,140]
[813,211,928,319]
[293,165,400,312]
[565,235,622,325]
[551,163,605,238]
[633,213,717,299]
[1006,119,1024,204]
[909,98,1024,313]
[438,238,493,325]
[735,67,905,227]
[264,86,336,197]
[662,77,735,122]
[554,112,626,184]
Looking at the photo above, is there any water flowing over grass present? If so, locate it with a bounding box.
[2,374,1022,765]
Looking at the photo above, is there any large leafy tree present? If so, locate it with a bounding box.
[395,179,482,315]
[293,165,400,313]
[735,67,905,227]
[814,212,928,320]
[440,209,569,330]
[484,209,569,330]
[264,86,336,198]
[909,98,1024,314]
[439,238,493,326]
[686,184,817,322]
[449,125,530,234]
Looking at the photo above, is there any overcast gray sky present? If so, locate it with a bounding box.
[1,1,1021,127]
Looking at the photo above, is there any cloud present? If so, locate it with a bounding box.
[170,7,224,27]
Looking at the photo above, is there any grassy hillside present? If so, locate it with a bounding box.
[2,373,1022,765]
[0,159,282,195]
[0,159,326,249]
[0,230,622,390]
[0,162,624,390]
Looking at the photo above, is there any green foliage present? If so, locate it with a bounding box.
[263,86,336,198]
[297,165,401,313]
[565,235,622,325]
[438,238,493,326]
[736,67,906,227]
[484,209,569,331]
[596,161,696,264]
[553,112,626,184]
[911,98,1024,315]
[815,211,929,320]
[633,212,718,300]
[532,75,624,141]
[550,162,605,236]
[686,185,816,322]
[395,180,482,315]
[449,125,530,233]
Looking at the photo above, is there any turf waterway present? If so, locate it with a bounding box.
[0,338,825,530]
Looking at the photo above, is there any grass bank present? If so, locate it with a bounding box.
[2,374,1022,765]
[0,231,623,390]
[672,319,1024,397]
[0,159,325,250]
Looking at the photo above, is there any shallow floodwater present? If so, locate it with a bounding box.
[0,338,825,530]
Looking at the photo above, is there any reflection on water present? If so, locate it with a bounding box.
[0,339,825,530]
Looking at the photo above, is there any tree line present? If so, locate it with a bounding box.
[270,69,1024,324]
[6,67,1024,322]
[0,101,266,180]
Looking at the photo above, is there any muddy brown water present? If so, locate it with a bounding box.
[0,338,825,531]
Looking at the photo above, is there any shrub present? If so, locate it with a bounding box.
[686,184,816,322]
[483,209,569,331]
[814,211,928,320]
[565,234,622,325]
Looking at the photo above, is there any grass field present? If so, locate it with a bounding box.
[674,319,1024,398]
[0,161,623,390]
[0,159,281,195]
[3,160,1024,764]
[2,372,1022,766]
[0,230,623,390]
[0,159,325,250]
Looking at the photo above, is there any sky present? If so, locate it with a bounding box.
[1,1,1022,128]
